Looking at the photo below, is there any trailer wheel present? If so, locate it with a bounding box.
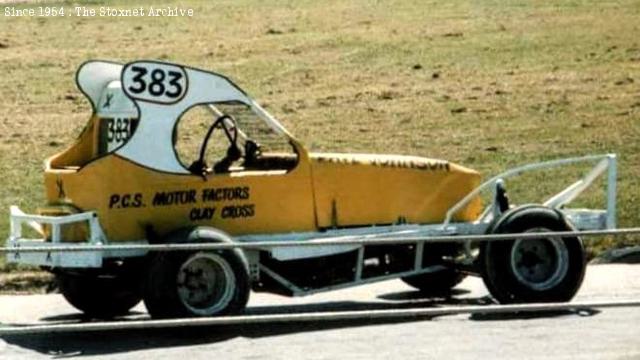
[56,271,142,318]
[401,269,465,296]
[480,205,586,304]
[143,250,250,318]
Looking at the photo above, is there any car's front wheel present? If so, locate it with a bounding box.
[479,205,586,303]
[401,268,465,296]
[401,243,466,296]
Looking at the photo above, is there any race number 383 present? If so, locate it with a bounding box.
[105,118,135,152]
[122,62,188,104]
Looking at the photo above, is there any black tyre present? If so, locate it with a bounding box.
[401,268,465,296]
[56,267,143,318]
[143,249,250,318]
[401,242,466,296]
[480,205,586,304]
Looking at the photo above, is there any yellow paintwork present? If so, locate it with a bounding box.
[310,153,481,228]
[42,117,482,242]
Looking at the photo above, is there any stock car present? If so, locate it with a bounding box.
[6,60,618,318]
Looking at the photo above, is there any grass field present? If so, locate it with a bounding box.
[0,0,639,273]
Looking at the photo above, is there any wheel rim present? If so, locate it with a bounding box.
[176,252,236,316]
[509,228,569,291]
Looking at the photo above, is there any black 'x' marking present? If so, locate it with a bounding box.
[56,178,66,199]
[103,93,114,108]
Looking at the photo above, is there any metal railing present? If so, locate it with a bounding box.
[0,299,638,335]
[1,227,639,254]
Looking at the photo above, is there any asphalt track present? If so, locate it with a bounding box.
[1,264,639,359]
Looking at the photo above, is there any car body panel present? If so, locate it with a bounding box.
[310,153,482,228]
[45,153,317,241]
[38,59,483,243]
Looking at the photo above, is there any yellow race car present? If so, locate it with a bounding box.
[7,60,618,318]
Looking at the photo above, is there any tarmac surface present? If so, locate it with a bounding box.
[1,264,639,359]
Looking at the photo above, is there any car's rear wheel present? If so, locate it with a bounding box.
[480,205,586,303]
[56,266,143,318]
[143,250,250,318]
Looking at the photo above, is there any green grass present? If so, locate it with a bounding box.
[0,0,639,271]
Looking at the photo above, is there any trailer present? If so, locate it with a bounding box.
[6,60,618,319]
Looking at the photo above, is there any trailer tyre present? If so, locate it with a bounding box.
[56,271,142,318]
[480,205,586,304]
[144,249,250,318]
[401,269,465,296]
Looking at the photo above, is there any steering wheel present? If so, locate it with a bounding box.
[189,114,242,174]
